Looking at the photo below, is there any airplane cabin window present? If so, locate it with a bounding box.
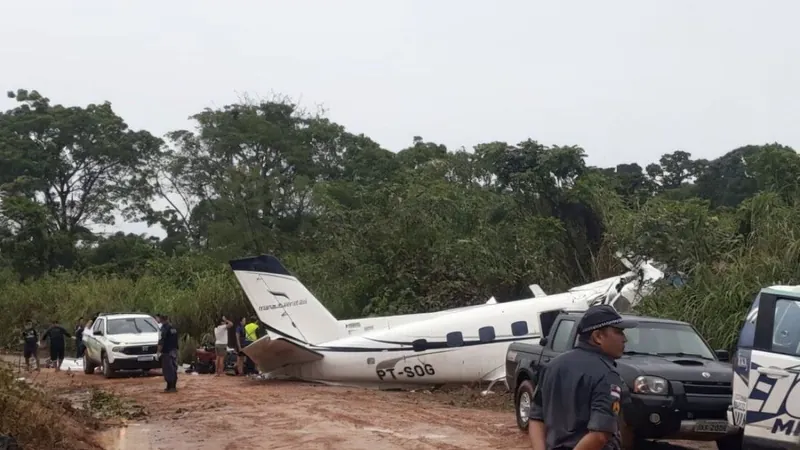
[479,326,496,343]
[511,321,529,336]
[447,331,464,347]
[551,320,576,353]
[772,299,800,356]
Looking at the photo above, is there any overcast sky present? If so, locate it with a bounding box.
[2,0,798,238]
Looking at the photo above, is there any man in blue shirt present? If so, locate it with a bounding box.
[157,315,180,393]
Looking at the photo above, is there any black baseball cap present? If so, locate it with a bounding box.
[577,304,638,334]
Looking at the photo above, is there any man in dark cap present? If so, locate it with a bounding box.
[156,314,179,393]
[528,304,637,450]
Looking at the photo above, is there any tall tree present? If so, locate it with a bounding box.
[0,89,163,276]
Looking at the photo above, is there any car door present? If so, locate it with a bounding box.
[740,289,800,448]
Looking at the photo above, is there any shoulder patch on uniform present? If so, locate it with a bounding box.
[612,400,620,415]
[170,329,177,334]
[610,384,621,399]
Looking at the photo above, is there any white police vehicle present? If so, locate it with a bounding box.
[82,313,162,378]
[730,286,800,448]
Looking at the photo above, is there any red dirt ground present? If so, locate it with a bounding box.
[3,355,716,450]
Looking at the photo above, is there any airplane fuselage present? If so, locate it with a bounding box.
[232,253,665,389]
[264,339,514,388]
[246,292,596,388]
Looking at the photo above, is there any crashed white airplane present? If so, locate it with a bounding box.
[232,255,665,389]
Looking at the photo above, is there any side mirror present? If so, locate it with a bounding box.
[539,337,548,347]
[715,349,729,362]
[95,330,103,336]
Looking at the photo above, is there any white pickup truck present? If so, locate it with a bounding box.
[82,313,162,378]
[729,286,800,449]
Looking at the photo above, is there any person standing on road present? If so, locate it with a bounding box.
[21,320,40,371]
[213,317,228,377]
[74,317,85,358]
[157,314,179,393]
[41,319,73,372]
[528,304,637,450]
[238,317,256,374]
[223,315,243,375]
[243,316,261,374]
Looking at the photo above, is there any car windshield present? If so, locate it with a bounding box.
[623,322,716,360]
[107,317,158,335]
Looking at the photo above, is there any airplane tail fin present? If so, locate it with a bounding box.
[229,255,345,345]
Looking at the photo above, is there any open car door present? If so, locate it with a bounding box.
[735,287,800,448]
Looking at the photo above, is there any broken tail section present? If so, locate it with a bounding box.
[242,336,324,374]
[229,255,345,346]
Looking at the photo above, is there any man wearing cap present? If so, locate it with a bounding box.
[156,314,179,393]
[528,304,637,450]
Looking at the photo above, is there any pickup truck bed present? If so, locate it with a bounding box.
[505,310,741,450]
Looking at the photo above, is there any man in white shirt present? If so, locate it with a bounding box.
[213,318,229,377]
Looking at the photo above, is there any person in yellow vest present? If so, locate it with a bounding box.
[244,317,259,343]
[241,317,260,375]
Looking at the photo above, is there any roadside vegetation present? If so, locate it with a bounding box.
[2,88,800,357]
[0,365,105,449]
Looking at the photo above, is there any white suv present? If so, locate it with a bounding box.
[729,286,800,449]
[82,313,161,378]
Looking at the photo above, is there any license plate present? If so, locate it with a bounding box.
[137,356,153,362]
[694,420,728,433]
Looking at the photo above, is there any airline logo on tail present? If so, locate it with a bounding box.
[258,290,309,311]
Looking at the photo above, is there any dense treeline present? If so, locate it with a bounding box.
[2,88,799,355]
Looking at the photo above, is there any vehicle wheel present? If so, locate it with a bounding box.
[101,353,114,378]
[715,432,743,450]
[515,379,535,431]
[83,353,96,375]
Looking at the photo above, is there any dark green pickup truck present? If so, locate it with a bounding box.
[505,309,742,449]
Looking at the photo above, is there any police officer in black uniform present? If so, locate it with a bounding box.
[528,304,637,450]
[157,314,179,393]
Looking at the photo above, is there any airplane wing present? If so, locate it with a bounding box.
[528,284,547,297]
[241,336,324,373]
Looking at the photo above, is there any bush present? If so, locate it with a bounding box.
[0,366,103,449]
[0,256,251,355]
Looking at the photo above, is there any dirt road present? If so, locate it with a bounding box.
[6,358,716,450]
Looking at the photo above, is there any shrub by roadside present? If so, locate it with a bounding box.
[0,366,104,450]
